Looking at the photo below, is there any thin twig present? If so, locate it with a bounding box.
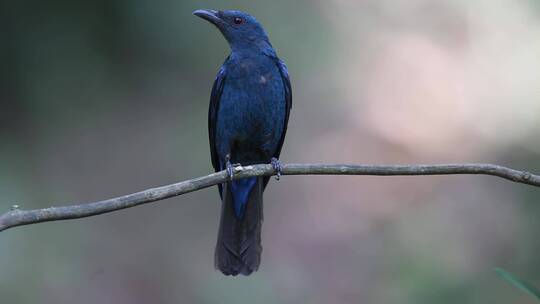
[1,163,538,232]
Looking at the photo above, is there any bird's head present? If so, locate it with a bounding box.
[193,9,271,52]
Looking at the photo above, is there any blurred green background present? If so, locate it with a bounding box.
[2,0,540,303]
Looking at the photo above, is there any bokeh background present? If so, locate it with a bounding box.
[2,0,540,303]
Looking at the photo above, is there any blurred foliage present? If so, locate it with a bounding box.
[495,268,540,301]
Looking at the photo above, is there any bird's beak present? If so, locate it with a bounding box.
[193,9,222,26]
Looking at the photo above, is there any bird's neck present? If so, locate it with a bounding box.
[229,38,276,57]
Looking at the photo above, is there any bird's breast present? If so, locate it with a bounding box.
[216,57,286,153]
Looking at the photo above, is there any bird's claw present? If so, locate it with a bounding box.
[271,157,283,180]
[225,154,234,180]
[226,162,234,180]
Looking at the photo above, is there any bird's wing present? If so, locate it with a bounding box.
[209,62,228,174]
[273,58,292,159]
[263,58,292,190]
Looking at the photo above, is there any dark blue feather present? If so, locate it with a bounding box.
[195,9,291,276]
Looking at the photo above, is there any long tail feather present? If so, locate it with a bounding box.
[215,177,263,276]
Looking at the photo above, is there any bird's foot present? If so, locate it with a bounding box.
[271,157,283,181]
[225,154,234,180]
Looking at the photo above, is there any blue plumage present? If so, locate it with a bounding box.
[194,9,291,276]
[230,177,258,217]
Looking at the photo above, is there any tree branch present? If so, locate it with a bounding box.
[1,163,539,232]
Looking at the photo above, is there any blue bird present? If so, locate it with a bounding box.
[194,9,292,276]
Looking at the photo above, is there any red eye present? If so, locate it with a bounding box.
[234,17,243,24]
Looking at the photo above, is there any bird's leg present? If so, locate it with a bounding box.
[271,157,283,181]
[225,154,234,180]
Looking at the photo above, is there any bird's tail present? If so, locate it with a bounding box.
[215,177,263,276]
